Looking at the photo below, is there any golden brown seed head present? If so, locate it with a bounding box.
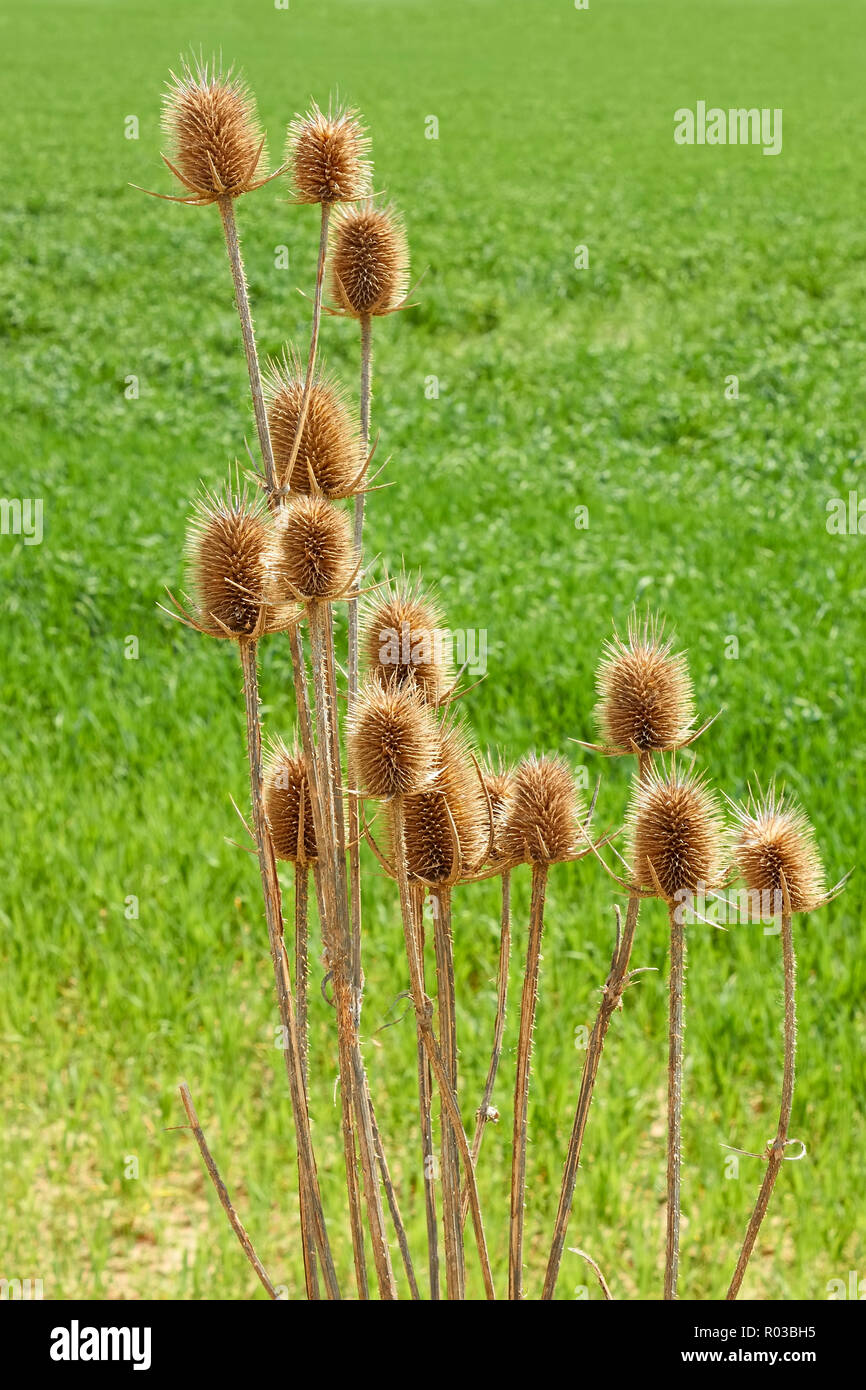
[272,495,354,601]
[502,755,582,866]
[264,354,361,497]
[161,58,266,200]
[400,724,488,882]
[596,612,696,753]
[731,785,825,914]
[348,678,439,800]
[629,763,724,900]
[362,578,453,704]
[285,101,372,205]
[264,740,317,863]
[481,760,515,864]
[185,487,271,638]
[330,201,410,317]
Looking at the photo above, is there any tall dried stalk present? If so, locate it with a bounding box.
[280,204,331,488]
[293,859,319,1298]
[664,897,686,1300]
[431,886,465,1299]
[726,911,796,1299]
[364,1074,421,1299]
[508,862,548,1300]
[391,799,496,1299]
[412,885,440,1300]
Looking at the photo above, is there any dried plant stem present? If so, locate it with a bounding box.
[307,601,397,1300]
[237,638,339,1300]
[365,1074,421,1300]
[508,862,548,1300]
[392,800,496,1299]
[462,867,511,1229]
[179,1083,278,1300]
[412,885,440,1301]
[432,886,466,1300]
[726,913,796,1300]
[217,196,277,494]
[293,860,319,1299]
[347,312,373,1000]
[543,889,643,1298]
[664,898,686,1300]
[282,202,331,486]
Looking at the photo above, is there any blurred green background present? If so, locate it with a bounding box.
[1,0,864,1300]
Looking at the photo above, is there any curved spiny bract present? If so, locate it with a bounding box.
[628,761,725,901]
[502,755,583,866]
[162,57,267,202]
[285,101,372,205]
[264,352,362,497]
[330,200,410,318]
[596,611,696,754]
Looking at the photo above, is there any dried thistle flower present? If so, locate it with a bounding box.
[400,724,488,882]
[180,484,288,639]
[629,762,724,900]
[285,101,372,205]
[264,353,363,497]
[595,612,696,754]
[481,760,515,864]
[502,755,582,866]
[330,201,410,318]
[348,677,439,800]
[161,57,268,203]
[264,739,317,863]
[731,784,826,914]
[272,495,355,602]
[362,577,453,704]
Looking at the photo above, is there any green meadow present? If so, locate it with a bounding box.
[1,0,864,1300]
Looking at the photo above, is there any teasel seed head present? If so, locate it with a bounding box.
[264,739,317,864]
[285,100,372,205]
[348,677,439,800]
[330,200,410,318]
[502,755,583,866]
[481,759,516,865]
[161,57,267,202]
[628,761,724,901]
[184,484,282,639]
[596,611,696,754]
[731,783,826,914]
[264,352,362,497]
[399,723,489,883]
[272,495,355,602]
[362,576,453,704]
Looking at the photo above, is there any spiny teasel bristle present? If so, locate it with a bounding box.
[596,611,696,753]
[502,755,583,866]
[362,577,453,704]
[330,200,409,317]
[628,762,724,900]
[481,758,515,864]
[731,783,826,914]
[161,57,266,201]
[398,724,488,882]
[264,739,317,863]
[348,677,439,800]
[264,353,362,497]
[185,486,272,638]
[285,100,372,205]
[271,495,355,601]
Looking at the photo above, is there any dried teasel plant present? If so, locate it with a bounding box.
[362,577,455,705]
[329,200,412,319]
[286,100,373,207]
[264,352,366,499]
[271,494,357,603]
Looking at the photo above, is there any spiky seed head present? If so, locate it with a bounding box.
[161,58,266,201]
[348,678,439,800]
[731,785,825,914]
[330,201,410,318]
[264,740,317,863]
[596,612,696,754]
[400,724,488,882]
[628,762,724,900]
[481,760,515,864]
[264,354,361,497]
[362,578,453,704]
[272,495,355,601]
[185,486,272,638]
[285,101,372,205]
[502,755,582,866]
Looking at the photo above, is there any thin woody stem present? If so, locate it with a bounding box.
[293,860,319,1299]
[365,1074,422,1300]
[237,637,339,1300]
[726,913,796,1299]
[432,885,465,1300]
[217,196,277,494]
[664,897,686,1300]
[462,867,511,1229]
[508,861,548,1300]
[412,885,440,1300]
[178,1083,278,1300]
[281,202,331,486]
[392,799,496,1300]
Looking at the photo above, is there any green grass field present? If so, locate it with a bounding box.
[2,0,864,1301]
